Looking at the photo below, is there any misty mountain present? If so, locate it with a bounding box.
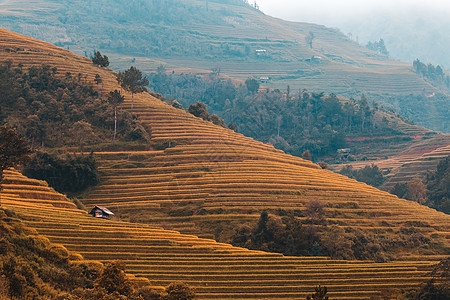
[333,7,450,68]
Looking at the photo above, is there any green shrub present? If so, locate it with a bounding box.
[94,260,134,296]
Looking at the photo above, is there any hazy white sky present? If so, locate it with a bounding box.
[256,0,450,24]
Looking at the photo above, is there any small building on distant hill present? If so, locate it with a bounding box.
[89,205,114,220]
[305,55,322,63]
[259,76,270,83]
[337,148,351,158]
[256,49,267,56]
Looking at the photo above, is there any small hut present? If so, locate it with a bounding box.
[89,205,114,220]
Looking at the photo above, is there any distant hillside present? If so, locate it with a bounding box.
[0,0,449,132]
[330,135,450,181]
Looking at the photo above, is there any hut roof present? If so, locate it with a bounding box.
[89,205,114,215]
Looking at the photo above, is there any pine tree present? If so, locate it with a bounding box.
[91,51,110,67]
[118,67,149,116]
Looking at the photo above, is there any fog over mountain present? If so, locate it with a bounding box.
[257,0,450,68]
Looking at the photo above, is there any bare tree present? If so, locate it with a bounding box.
[108,90,125,145]
[305,31,315,49]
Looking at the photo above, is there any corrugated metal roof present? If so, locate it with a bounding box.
[89,205,114,215]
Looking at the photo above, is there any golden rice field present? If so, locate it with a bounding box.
[82,147,450,248]
[0,169,444,299]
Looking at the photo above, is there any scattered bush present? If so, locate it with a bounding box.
[302,150,313,161]
[210,114,227,127]
[318,161,328,169]
[94,260,134,296]
[407,178,428,204]
[165,281,195,300]
[391,182,408,199]
[306,200,326,225]
[230,210,319,257]
[187,102,210,121]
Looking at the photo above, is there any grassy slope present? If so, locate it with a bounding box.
[0,0,448,132]
[1,28,448,261]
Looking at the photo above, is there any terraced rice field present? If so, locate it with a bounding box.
[82,145,450,248]
[1,0,434,97]
[1,169,444,299]
[331,133,449,174]
[138,55,434,97]
[1,26,447,255]
[331,134,449,191]
[381,144,450,191]
[72,62,448,250]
